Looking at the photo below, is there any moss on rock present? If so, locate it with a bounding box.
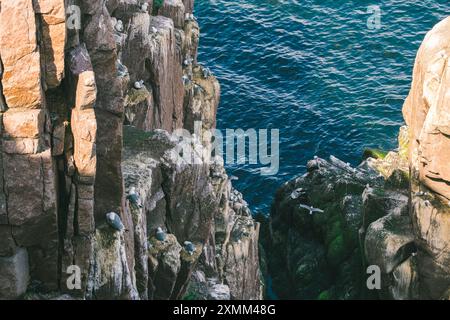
[327,234,348,266]
[363,148,388,160]
[317,290,332,300]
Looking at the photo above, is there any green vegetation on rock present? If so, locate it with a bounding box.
[327,234,347,266]
[362,148,388,160]
[386,169,410,189]
[318,290,332,300]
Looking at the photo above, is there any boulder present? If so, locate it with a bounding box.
[365,213,415,274]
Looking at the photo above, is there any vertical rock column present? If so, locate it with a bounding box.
[0,0,60,295]
[59,43,98,296]
[80,0,125,221]
[59,1,136,298]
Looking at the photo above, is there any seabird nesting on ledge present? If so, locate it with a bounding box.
[156,227,167,242]
[127,187,143,208]
[106,212,125,232]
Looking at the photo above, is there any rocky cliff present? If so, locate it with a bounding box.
[262,17,450,300]
[0,0,261,300]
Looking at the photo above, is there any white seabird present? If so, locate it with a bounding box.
[140,2,148,12]
[290,188,305,200]
[115,20,124,33]
[299,204,324,215]
[106,212,125,232]
[156,227,167,242]
[183,241,196,255]
[183,57,194,67]
[127,187,143,208]
[134,80,144,90]
[202,67,212,78]
[182,75,191,85]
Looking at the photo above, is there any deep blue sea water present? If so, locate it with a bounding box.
[195,0,449,214]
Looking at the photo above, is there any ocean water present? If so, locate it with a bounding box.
[195,0,449,214]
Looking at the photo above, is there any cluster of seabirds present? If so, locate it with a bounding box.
[106,5,257,257]
[112,7,212,96]
[105,187,196,256]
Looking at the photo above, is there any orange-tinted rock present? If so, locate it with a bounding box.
[2,109,45,139]
[402,17,450,200]
[0,0,43,109]
[71,108,97,178]
[34,0,66,89]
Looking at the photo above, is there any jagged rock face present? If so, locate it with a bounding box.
[263,157,381,300]
[0,0,261,300]
[263,153,418,300]
[122,128,262,300]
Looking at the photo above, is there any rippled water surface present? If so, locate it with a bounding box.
[195,0,449,213]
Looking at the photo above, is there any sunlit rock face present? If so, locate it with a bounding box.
[0,0,261,300]
[402,17,450,299]
[403,17,450,201]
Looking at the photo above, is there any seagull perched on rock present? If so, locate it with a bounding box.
[106,212,125,232]
[140,2,148,12]
[182,75,191,86]
[185,13,196,21]
[242,228,250,237]
[127,187,143,208]
[156,227,167,242]
[134,80,144,90]
[183,57,194,67]
[299,204,324,215]
[116,60,129,77]
[151,26,158,34]
[202,67,212,79]
[115,20,124,33]
[183,241,196,255]
[290,188,305,200]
